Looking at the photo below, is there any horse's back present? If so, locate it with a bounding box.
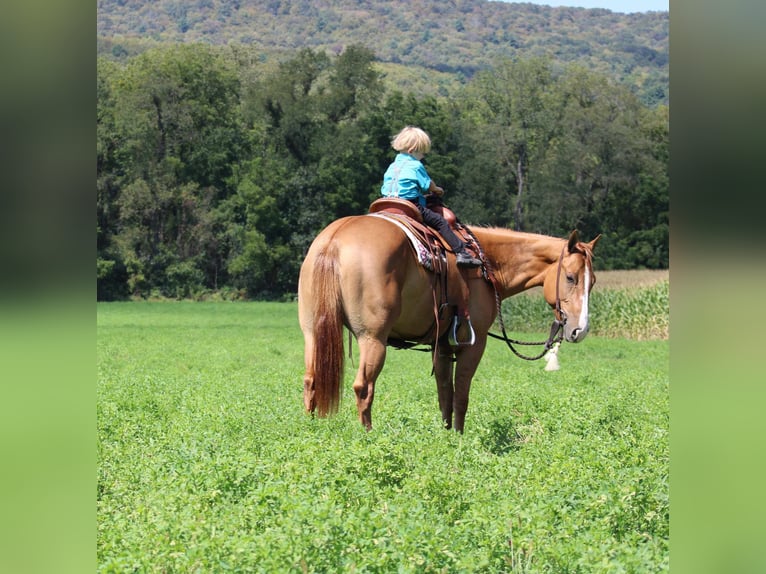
[302,214,411,267]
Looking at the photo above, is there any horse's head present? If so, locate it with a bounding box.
[543,230,601,343]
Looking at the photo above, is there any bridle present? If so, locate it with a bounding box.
[486,243,568,361]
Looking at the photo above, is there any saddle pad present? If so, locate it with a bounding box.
[367,212,442,271]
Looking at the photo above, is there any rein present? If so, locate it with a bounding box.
[485,242,567,361]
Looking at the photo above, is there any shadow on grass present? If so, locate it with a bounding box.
[481,412,545,456]
[482,418,525,455]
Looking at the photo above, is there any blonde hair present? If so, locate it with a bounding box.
[391,126,432,155]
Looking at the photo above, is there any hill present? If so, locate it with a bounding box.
[97,0,668,105]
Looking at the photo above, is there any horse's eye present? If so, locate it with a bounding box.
[566,274,576,284]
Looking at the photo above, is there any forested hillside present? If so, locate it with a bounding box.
[97,0,668,106]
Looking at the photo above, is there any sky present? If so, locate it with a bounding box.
[500,0,668,13]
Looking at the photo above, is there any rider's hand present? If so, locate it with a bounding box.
[432,186,444,196]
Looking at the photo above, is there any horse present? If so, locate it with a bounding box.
[298,210,600,432]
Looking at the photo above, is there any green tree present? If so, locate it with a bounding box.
[98,44,248,297]
[453,59,668,269]
[324,44,383,122]
[97,57,129,299]
[587,103,669,268]
[530,66,668,267]
[228,46,389,296]
[454,57,558,229]
[112,44,244,190]
[250,47,331,165]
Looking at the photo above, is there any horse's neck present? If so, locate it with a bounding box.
[473,228,564,298]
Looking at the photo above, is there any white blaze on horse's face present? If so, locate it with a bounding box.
[544,234,599,344]
[568,261,592,342]
[561,251,596,343]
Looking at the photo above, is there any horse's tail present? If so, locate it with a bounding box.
[311,243,345,417]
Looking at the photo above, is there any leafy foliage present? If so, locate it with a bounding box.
[97,45,668,300]
[98,45,247,297]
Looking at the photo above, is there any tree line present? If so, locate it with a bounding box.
[97,43,668,301]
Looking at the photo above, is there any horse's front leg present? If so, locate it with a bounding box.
[353,336,387,430]
[453,337,487,433]
[433,347,455,429]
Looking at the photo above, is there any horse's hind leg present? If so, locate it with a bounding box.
[353,336,387,430]
[433,349,455,429]
[302,330,316,413]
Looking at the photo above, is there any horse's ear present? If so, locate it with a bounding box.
[588,234,602,250]
[567,230,579,252]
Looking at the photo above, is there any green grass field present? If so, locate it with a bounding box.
[97,300,668,572]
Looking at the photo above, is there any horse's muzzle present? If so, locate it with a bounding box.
[565,323,589,343]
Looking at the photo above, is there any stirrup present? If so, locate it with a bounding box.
[448,315,476,347]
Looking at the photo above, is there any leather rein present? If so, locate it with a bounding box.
[484,242,567,361]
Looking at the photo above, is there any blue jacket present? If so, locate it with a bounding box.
[380,153,431,207]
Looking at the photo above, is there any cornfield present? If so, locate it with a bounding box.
[502,271,669,340]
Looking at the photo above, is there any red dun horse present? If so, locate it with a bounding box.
[298,214,600,432]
